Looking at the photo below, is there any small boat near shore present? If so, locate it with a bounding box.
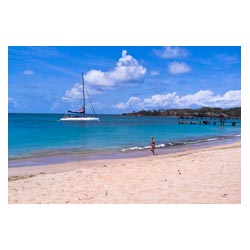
[60,73,100,122]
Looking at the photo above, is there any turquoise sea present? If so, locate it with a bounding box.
[8,113,241,167]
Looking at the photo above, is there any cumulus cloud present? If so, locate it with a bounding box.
[60,82,102,103]
[114,90,241,110]
[84,50,146,88]
[154,46,188,59]
[143,92,178,108]
[115,96,142,110]
[168,62,191,75]
[61,83,83,103]
[23,69,34,75]
[51,81,102,111]
[53,50,147,110]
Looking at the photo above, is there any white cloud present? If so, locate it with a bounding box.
[215,53,240,64]
[206,90,241,107]
[84,70,114,88]
[23,69,34,75]
[51,81,102,111]
[154,46,188,59]
[114,96,142,110]
[8,97,19,108]
[150,70,159,76]
[168,62,191,75]
[143,92,178,107]
[84,50,146,88]
[60,82,102,103]
[114,90,241,110]
[53,50,147,111]
[176,90,241,108]
[61,83,83,103]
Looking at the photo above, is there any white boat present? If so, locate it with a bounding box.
[60,73,100,122]
[60,117,99,121]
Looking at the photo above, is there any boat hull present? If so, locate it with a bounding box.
[60,117,100,122]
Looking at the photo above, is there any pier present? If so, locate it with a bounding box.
[178,117,240,126]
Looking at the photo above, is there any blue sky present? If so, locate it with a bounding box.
[8,46,241,114]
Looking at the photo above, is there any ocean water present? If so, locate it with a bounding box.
[8,113,241,166]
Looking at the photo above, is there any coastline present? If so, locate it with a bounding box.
[8,141,241,204]
[8,135,240,168]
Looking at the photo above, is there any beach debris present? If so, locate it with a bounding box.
[104,165,108,168]
[178,169,182,175]
[222,194,228,197]
[9,174,36,182]
[164,179,168,182]
[105,190,108,196]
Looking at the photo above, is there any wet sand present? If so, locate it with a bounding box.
[8,142,241,204]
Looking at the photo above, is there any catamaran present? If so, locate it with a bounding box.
[60,73,100,122]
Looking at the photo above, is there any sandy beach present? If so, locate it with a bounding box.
[8,142,241,204]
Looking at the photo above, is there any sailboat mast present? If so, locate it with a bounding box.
[82,73,85,113]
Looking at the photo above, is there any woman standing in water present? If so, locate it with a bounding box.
[150,136,156,155]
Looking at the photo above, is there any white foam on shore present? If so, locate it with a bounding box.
[120,135,241,153]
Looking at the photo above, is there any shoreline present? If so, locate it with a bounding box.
[8,135,240,168]
[8,141,241,204]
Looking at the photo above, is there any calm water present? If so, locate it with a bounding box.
[8,113,241,165]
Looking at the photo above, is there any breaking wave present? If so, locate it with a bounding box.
[121,135,240,152]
